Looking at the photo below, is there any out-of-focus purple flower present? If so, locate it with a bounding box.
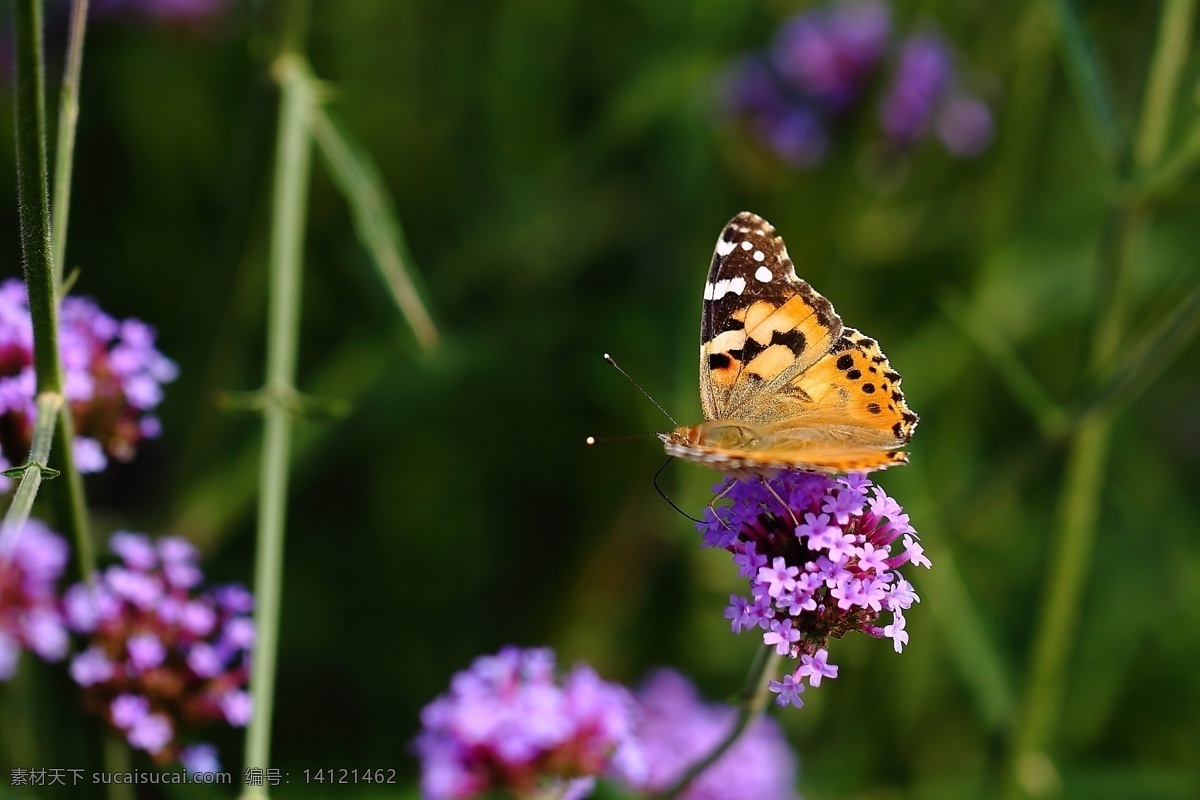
[0,280,177,489]
[91,0,231,23]
[877,32,953,144]
[0,522,70,680]
[699,473,928,706]
[615,670,798,800]
[414,646,643,800]
[936,93,994,156]
[66,531,252,768]
[720,3,994,167]
[773,0,890,111]
[179,742,221,775]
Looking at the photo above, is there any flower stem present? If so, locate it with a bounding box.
[656,646,783,800]
[239,33,316,800]
[51,0,90,285]
[1,0,69,552]
[47,0,96,581]
[9,0,61,394]
[1004,2,1193,795]
[1132,0,1196,173]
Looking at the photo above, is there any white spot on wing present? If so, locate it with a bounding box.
[741,241,753,251]
[716,238,736,256]
[729,276,746,295]
[703,281,716,300]
[753,250,765,262]
[755,266,773,283]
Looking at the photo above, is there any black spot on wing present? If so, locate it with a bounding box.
[709,353,732,370]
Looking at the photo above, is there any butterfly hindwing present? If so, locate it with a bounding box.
[699,212,843,420]
[780,327,919,447]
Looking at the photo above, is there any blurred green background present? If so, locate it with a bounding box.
[2,0,1199,798]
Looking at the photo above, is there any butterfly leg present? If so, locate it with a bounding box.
[760,476,799,529]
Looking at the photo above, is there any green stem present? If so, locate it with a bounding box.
[46,0,96,580]
[1005,3,1198,788]
[0,394,60,549]
[51,0,90,285]
[1132,0,1196,172]
[2,0,73,557]
[656,647,783,800]
[11,0,62,394]
[102,734,135,800]
[240,50,316,800]
[1046,0,1124,162]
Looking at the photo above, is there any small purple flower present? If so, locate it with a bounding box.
[180,742,221,775]
[127,632,167,671]
[111,693,151,729]
[878,32,953,145]
[415,646,642,800]
[70,647,115,686]
[66,531,253,767]
[0,280,177,485]
[617,670,799,800]
[768,673,806,709]
[796,649,839,687]
[699,472,927,705]
[0,522,70,680]
[128,713,174,752]
[218,690,253,726]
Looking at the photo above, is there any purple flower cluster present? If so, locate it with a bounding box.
[700,472,929,708]
[0,522,70,679]
[91,0,232,23]
[415,647,644,800]
[64,532,253,768]
[722,0,992,166]
[623,670,798,800]
[0,279,177,488]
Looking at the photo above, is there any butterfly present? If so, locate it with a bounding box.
[660,212,918,475]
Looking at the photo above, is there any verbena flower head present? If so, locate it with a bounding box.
[617,669,799,800]
[0,521,70,679]
[700,472,929,707]
[0,280,177,488]
[415,646,644,800]
[64,532,253,767]
[721,0,992,168]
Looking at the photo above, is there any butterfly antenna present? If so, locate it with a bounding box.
[603,353,679,426]
[654,456,702,523]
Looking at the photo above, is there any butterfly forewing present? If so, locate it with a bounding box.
[667,211,918,475]
[700,212,843,420]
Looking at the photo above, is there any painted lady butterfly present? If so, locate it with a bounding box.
[660,212,918,475]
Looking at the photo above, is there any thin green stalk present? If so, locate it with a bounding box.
[2,0,68,556]
[10,0,62,394]
[102,735,135,800]
[1133,0,1196,172]
[1046,0,1124,162]
[46,0,96,580]
[1001,0,1194,775]
[309,103,440,351]
[240,52,316,800]
[657,647,783,800]
[0,394,60,550]
[51,0,90,285]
